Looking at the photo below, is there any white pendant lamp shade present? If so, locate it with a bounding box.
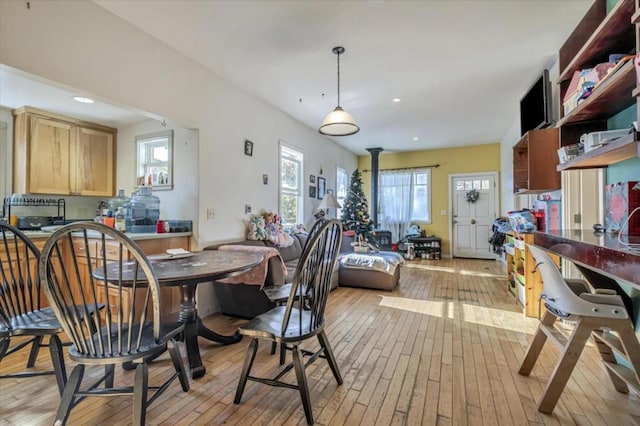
[319,46,359,136]
[319,106,360,136]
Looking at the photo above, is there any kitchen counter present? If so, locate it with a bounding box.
[22,230,192,240]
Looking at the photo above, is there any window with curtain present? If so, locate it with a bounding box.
[279,143,303,227]
[336,167,348,219]
[378,168,431,242]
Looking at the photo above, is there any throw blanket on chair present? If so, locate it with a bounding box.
[217,245,287,288]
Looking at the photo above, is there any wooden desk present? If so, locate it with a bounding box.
[534,230,639,322]
[95,250,263,378]
[534,230,640,288]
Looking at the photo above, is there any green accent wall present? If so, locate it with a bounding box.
[605,101,640,351]
[607,104,639,183]
[606,0,619,14]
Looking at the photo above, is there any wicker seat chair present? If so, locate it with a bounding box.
[234,219,343,425]
[0,221,66,396]
[40,222,189,425]
[519,245,640,413]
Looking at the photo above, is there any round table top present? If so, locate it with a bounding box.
[93,250,264,287]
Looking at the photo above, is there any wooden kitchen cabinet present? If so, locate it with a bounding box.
[12,106,116,196]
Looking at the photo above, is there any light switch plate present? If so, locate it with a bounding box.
[441,209,447,216]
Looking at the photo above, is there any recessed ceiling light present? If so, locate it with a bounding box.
[413,137,419,141]
[72,96,94,104]
[392,98,401,103]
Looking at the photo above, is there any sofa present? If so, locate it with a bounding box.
[204,233,338,319]
[338,234,404,291]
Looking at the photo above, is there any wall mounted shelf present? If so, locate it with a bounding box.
[558,0,634,83]
[557,131,639,170]
[556,61,635,127]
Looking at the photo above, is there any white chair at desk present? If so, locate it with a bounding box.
[519,244,640,414]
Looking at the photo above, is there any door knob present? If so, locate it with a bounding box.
[471,219,476,224]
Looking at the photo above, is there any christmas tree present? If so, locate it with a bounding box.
[340,169,375,241]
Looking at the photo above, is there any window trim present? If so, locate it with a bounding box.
[278,141,304,227]
[336,166,348,220]
[135,130,173,190]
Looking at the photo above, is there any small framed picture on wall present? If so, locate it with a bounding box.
[309,186,316,198]
[317,177,325,200]
[244,139,254,156]
[310,175,316,184]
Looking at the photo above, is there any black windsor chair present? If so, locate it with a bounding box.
[0,221,66,395]
[234,219,343,425]
[39,222,189,425]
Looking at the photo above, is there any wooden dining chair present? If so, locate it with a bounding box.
[234,219,343,425]
[519,245,640,414]
[39,222,189,426]
[262,218,329,364]
[0,221,66,396]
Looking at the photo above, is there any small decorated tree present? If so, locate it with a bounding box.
[340,169,375,241]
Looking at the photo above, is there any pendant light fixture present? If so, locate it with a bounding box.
[319,46,360,136]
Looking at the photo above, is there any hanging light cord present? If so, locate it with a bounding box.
[336,50,341,107]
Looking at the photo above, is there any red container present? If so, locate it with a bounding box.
[156,220,165,233]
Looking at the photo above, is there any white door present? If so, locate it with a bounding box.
[451,173,498,259]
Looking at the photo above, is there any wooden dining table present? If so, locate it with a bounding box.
[93,250,263,379]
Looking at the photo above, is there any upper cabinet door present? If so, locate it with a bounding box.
[28,117,73,195]
[75,127,115,197]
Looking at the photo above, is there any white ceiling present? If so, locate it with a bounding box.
[2,1,593,155]
[0,65,149,128]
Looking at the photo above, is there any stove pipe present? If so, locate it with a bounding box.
[366,147,384,227]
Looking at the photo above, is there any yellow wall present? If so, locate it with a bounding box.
[357,143,501,255]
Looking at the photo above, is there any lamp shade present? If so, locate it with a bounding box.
[319,106,360,136]
[318,192,342,210]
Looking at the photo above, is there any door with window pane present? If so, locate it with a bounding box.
[451,173,497,259]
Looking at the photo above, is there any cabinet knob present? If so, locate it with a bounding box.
[471,219,477,225]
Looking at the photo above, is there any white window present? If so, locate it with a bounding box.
[136,130,173,190]
[336,167,348,219]
[279,143,303,227]
[378,168,431,242]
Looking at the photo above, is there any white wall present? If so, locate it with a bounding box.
[0,106,13,200]
[117,119,199,234]
[0,0,357,249]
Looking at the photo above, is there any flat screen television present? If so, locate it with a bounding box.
[520,69,553,136]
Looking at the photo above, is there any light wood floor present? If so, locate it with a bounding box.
[1,258,639,425]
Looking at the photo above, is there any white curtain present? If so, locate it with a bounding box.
[378,170,414,243]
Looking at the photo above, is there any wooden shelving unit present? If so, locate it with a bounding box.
[554,0,638,168]
[557,131,639,170]
[512,127,560,193]
[504,232,557,318]
[557,0,635,84]
[556,61,635,127]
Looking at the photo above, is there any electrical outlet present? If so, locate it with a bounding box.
[206,208,215,220]
[441,209,447,216]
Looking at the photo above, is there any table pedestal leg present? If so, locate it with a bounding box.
[179,284,243,379]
